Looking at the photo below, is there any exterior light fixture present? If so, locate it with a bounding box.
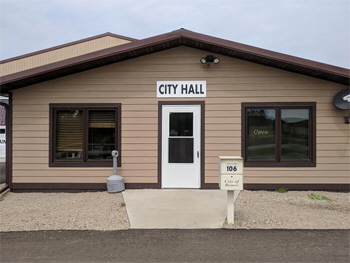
[200,55,220,66]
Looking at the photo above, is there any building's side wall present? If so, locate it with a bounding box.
[1,36,131,77]
[11,47,349,186]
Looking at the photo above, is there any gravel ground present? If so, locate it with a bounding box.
[226,190,350,229]
[0,190,349,231]
[0,192,129,231]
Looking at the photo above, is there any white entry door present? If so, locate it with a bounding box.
[162,105,201,188]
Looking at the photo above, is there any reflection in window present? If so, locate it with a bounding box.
[247,109,275,160]
[169,138,194,163]
[51,104,120,167]
[242,103,315,167]
[56,110,83,159]
[88,110,115,160]
[168,112,194,163]
[281,109,309,160]
[169,113,193,136]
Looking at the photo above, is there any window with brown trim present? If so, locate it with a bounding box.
[49,104,121,167]
[242,102,316,167]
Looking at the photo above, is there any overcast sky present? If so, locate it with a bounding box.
[0,0,349,68]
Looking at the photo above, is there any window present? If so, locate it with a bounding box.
[242,103,316,167]
[50,104,121,167]
[168,112,194,163]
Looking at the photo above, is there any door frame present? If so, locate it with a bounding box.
[0,93,12,193]
[158,101,205,189]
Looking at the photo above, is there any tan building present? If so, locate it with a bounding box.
[0,29,349,191]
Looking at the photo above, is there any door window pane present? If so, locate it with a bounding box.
[56,110,83,159]
[169,138,194,163]
[281,109,309,160]
[169,113,193,136]
[88,110,115,160]
[247,109,275,160]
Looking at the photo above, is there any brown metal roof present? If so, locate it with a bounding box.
[1,29,349,93]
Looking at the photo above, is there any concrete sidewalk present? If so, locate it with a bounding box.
[122,189,227,229]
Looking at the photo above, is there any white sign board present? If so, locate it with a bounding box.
[220,174,243,190]
[219,156,244,191]
[157,81,206,98]
[220,159,243,175]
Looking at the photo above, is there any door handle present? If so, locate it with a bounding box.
[197,151,199,158]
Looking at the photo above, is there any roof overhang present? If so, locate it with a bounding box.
[1,29,349,93]
[0,32,137,64]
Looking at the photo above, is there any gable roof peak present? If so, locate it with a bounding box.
[171,28,194,34]
[1,28,349,92]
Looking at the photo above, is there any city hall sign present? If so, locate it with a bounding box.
[157,81,206,98]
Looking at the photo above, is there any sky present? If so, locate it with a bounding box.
[0,0,349,68]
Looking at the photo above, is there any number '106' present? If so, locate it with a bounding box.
[227,166,237,172]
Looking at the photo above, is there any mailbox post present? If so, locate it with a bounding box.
[219,156,243,224]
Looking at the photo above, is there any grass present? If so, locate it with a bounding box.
[276,187,288,193]
[308,193,332,202]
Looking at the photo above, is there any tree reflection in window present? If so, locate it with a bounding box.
[247,109,275,160]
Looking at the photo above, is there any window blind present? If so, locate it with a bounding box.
[89,110,115,128]
[56,110,83,151]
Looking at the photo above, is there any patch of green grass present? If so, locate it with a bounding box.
[276,187,288,193]
[308,193,332,202]
[120,202,126,207]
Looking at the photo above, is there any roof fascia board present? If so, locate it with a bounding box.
[0,32,137,64]
[0,31,184,85]
[180,30,350,78]
[1,29,349,88]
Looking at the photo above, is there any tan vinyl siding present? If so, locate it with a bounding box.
[1,36,130,77]
[11,46,349,185]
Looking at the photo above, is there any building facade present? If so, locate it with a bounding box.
[1,29,349,191]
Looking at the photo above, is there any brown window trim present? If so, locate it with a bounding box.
[241,102,316,167]
[49,103,121,167]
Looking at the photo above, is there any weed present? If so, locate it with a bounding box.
[276,187,288,193]
[308,193,332,202]
[120,202,126,207]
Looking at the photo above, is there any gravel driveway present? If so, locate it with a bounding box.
[0,192,129,231]
[0,190,349,231]
[226,190,350,229]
